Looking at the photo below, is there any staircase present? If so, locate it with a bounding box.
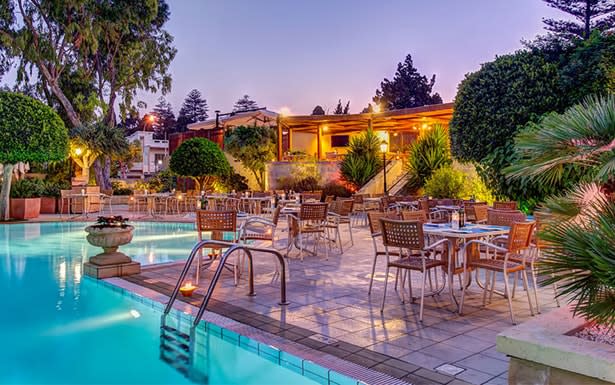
[357,158,407,196]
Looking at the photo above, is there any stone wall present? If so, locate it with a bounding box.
[508,357,612,385]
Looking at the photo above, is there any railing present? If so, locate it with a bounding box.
[162,240,289,328]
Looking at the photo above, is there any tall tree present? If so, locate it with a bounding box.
[233,94,259,112]
[176,89,208,132]
[0,0,176,189]
[311,105,325,115]
[333,99,350,114]
[151,97,176,139]
[542,0,615,40]
[224,125,277,191]
[373,54,442,111]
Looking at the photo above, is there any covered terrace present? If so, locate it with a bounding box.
[276,103,454,161]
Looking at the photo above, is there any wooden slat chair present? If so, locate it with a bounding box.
[195,210,239,285]
[493,201,518,210]
[419,199,449,223]
[465,203,489,224]
[301,192,322,202]
[459,221,536,324]
[379,219,448,321]
[325,199,354,253]
[239,206,284,274]
[287,203,329,261]
[367,211,401,294]
[487,209,526,227]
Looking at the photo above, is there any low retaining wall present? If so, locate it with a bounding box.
[266,161,341,190]
[497,306,615,385]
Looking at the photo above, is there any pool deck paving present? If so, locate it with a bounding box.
[111,217,560,385]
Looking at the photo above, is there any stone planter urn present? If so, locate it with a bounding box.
[83,219,140,279]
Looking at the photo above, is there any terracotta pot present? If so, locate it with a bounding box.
[40,197,57,214]
[10,198,41,220]
[84,225,134,265]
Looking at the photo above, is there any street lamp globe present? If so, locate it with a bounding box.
[380,140,388,153]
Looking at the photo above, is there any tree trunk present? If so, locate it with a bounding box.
[0,164,14,221]
[94,158,104,187]
[38,66,81,128]
[103,156,112,190]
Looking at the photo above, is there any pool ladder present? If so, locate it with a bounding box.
[159,240,289,381]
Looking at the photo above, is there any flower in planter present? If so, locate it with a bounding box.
[93,216,130,229]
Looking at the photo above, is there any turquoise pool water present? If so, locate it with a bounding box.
[0,222,336,384]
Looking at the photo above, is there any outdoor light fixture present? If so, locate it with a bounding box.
[380,140,388,195]
[372,103,381,113]
[147,114,156,123]
[322,125,329,132]
[75,147,83,156]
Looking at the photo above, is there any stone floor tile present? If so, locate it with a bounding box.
[400,351,447,370]
[386,334,438,350]
[455,368,494,385]
[480,345,508,361]
[420,343,475,362]
[413,367,454,384]
[366,342,414,358]
[440,334,494,353]
[455,354,508,376]
[370,362,410,379]
[403,373,444,385]
[409,326,459,342]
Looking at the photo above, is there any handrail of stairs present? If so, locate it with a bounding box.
[162,240,289,327]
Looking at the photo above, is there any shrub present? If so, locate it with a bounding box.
[169,138,230,191]
[276,175,321,192]
[424,167,465,199]
[216,171,249,193]
[10,179,45,199]
[405,124,451,191]
[111,181,133,196]
[340,129,382,189]
[41,180,70,198]
[136,169,176,193]
[321,181,353,198]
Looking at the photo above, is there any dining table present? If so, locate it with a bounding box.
[422,222,510,312]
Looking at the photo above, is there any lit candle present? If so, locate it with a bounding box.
[80,188,85,196]
[179,282,197,297]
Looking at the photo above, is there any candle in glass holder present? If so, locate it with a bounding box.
[81,188,85,196]
[179,282,197,297]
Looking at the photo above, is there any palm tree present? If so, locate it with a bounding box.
[71,122,129,188]
[506,95,615,326]
[405,124,452,191]
[340,129,383,189]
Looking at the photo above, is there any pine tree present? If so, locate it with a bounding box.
[311,105,325,115]
[373,54,442,111]
[233,94,259,112]
[333,99,351,114]
[542,0,615,40]
[151,97,176,139]
[177,89,208,132]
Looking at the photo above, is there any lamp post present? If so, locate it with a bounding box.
[380,140,388,195]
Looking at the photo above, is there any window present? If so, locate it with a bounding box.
[331,135,350,147]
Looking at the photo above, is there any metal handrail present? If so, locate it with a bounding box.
[162,240,289,326]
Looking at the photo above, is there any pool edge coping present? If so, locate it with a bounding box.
[98,276,410,385]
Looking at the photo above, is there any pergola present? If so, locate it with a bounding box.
[276,102,454,160]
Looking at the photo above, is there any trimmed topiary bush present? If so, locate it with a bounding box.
[169,138,230,191]
[0,92,68,220]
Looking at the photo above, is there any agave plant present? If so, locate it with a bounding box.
[506,95,615,326]
[405,124,452,191]
[340,129,382,189]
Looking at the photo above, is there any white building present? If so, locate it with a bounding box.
[126,130,168,179]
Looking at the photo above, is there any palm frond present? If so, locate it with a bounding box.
[537,185,615,326]
[506,94,615,187]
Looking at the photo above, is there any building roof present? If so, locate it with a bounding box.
[279,103,454,134]
[187,109,279,131]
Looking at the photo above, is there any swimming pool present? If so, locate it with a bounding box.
[0,222,355,384]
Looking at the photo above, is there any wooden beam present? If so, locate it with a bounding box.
[317,124,322,160]
[277,116,283,161]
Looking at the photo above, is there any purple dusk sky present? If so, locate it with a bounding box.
[150,0,562,116]
[1,1,564,117]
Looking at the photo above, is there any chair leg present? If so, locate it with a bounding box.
[408,270,414,302]
[419,269,427,322]
[522,269,535,316]
[368,254,378,295]
[347,222,354,246]
[482,269,490,306]
[489,271,496,303]
[381,264,390,312]
[459,267,468,315]
[531,267,541,313]
[503,271,516,325]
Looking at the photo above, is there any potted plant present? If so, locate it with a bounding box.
[10,178,44,220]
[40,181,64,214]
[85,216,134,266]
